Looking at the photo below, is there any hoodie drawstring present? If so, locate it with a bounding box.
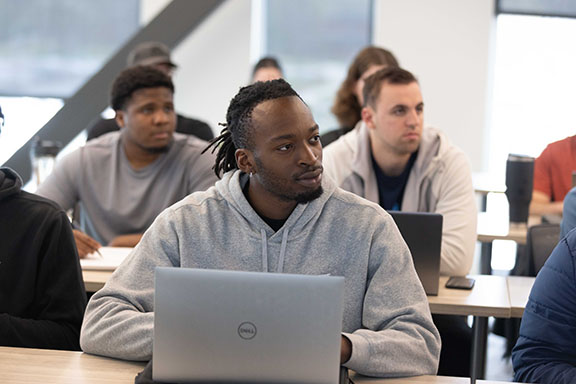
[260,228,290,273]
[260,229,268,272]
[277,229,289,273]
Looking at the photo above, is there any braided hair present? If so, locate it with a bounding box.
[203,79,301,178]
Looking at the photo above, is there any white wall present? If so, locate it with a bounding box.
[141,0,253,135]
[373,0,496,172]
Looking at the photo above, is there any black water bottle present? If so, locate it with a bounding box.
[505,154,534,223]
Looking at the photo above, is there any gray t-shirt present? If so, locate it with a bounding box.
[36,132,218,244]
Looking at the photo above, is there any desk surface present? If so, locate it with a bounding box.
[82,270,111,293]
[477,212,528,244]
[428,275,511,318]
[353,374,469,383]
[0,347,468,384]
[477,211,543,245]
[507,276,535,318]
[83,272,513,319]
[0,347,145,384]
[472,172,506,196]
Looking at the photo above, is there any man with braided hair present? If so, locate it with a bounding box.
[81,79,440,377]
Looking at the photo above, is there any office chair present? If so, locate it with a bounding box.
[525,223,561,275]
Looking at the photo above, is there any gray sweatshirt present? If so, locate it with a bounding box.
[36,132,217,244]
[323,122,477,276]
[80,170,440,377]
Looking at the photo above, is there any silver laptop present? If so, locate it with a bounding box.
[153,268,345,384]
[388,211,443,296]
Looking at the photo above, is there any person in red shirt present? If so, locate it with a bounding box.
[531,135,576,215]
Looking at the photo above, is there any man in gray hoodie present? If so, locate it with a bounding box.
[323,67,476,278]
[80,79,440,377]
[323,68,476,377]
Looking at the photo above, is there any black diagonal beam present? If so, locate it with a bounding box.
[3,0,225,183]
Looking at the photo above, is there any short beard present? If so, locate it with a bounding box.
[295,186,324,204]
[253,155,324,205]
[143,144,171,154]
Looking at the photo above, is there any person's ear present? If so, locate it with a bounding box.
[115,110,125,129]
[362,106,376,131]
[235,148,256,174]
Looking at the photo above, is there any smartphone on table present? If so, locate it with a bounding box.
[445,276,475,290]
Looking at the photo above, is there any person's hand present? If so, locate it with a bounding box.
[108,234,143,248]
[340,335,352,363]
[73,229,102,258]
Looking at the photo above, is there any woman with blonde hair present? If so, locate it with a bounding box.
[321,46,398,146]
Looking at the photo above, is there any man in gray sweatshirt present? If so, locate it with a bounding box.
[37,66,217,257]
[80,79,440,377]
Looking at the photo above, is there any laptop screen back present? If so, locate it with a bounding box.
[153,268,345,384]
[388,211,443,295]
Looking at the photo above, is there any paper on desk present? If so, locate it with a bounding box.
[80,246,134,270]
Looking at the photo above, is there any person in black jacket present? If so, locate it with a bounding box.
[512,227,576,384]
[0,105,86,350]
[86,41,213,142]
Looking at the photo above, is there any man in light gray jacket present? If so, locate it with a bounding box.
[80,79,440,377]
[323,68,476,278]
[323,67,476,377]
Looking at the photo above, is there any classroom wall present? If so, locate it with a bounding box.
[373,0,496,172]
[141,0,253,135]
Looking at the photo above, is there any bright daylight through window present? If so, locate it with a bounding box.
[0,0,139,165]
[489,14,576,177]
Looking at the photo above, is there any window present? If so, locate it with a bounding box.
[0,0,139,98]
[497,0,576,19]
[489,13,576,175]
[256,0,372,133]
[0,0,139,166]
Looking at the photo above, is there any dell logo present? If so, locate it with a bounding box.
[238,322,257,340]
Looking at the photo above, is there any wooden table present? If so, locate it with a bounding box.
[82,270,111,293]
[477,213,528,274]
[507,276,535,318]
[472,171,505,212]
[477,213,528,245]
[476,213,542,274]
[0,347,145,384]
[429,276,510,318]
[429,275,510,383]
[0,346,469,384]
[353,373,469,383]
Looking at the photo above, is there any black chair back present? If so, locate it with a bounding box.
[526,223,561,275]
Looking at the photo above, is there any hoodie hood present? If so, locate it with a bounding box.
[330,122,447,203]
[214,170,337,273]
[215,170,337,239]
[0,168,23,201]
[409,126,448,181]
